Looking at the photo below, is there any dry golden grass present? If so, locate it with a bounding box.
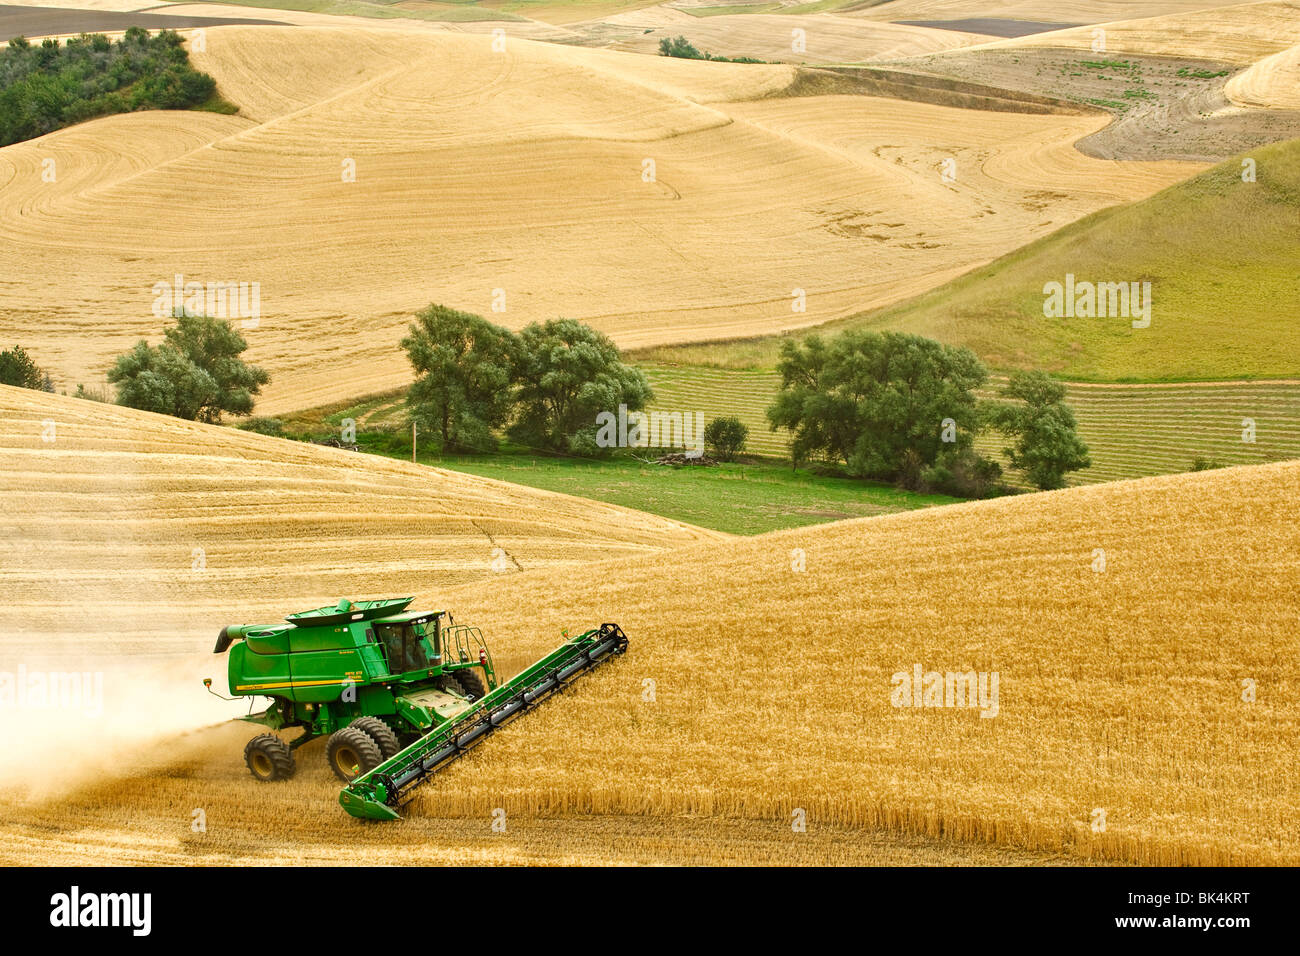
[399,459,1299,866]
[0,25,1199,413]
[0,385,720,654]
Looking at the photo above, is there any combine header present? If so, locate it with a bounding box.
[208,597,628,820]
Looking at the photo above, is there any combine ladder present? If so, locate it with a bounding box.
[340,623,629,820]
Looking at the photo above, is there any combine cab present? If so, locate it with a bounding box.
[210,597,628,820]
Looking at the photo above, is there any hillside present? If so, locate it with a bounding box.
[0,24,1199,412]
[0,384,721,657]
[416,458,1300,865]
[831,136,1300,380]
[3,451,1295,864]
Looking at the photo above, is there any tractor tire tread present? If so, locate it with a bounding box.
[350,716,401,760]
[244,733,295,781]
[325,726,383,782]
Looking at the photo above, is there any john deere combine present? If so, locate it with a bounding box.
[209,597,628,820]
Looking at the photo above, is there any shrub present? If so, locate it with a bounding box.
[704,416,748,461]
[0,345,53,391]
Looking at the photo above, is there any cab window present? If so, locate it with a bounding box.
[374,623,429,673]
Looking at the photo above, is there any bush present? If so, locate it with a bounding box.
[704,416,748,461]
[0,345,53,391]
[922,445,1005,498]
[657,34,764,63]
[239,417,285,437]
[1190,456,1225,472]
[658,36,703,59]
[73,382,111,403]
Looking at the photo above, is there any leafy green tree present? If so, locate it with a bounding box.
[767,330,988,487]
[658,36,703,59]
[401,304,518,452]
[109,314,267,422]
[704,415,748,461]
[109,340,219,421]
[0,345,53,391]
[509,319,652,455]
[986,370,1091,490]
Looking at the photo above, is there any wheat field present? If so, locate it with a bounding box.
[0,388,1294,864]
[0,384,721,655]
[408,458,1300,866]
[0,25,1201,413]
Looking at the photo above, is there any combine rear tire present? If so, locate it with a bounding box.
[326,727,383,782]
[350,716,401,760]
[454,668,488,702]
[244,734,295,781]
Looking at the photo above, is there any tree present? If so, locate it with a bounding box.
[704,416,748,461]
[986,370,1090,490]
[658,36,703,59]
[0,345,53,391]
[767,330,989,487]
[401,304,518,452]
[108,340,219,421]
[508,319,652,455]
[109,314,268,422]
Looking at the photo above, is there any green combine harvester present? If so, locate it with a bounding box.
[208,597,628,820]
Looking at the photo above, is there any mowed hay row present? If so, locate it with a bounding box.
[0,386,722,655]
[409,461,1300,865]
[642,365,1300,482]
[0,25,1200,413]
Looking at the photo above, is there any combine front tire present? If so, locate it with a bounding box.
[326,727,383,782]
[350,716,401,760]
[244,734,295,781]
[454,668,488,702]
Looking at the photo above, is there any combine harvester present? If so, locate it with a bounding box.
[208,597,628,820]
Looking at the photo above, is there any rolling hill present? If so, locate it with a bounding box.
[819,136,1300,380]
[0,384,721,658]
[1,434,1294,864]
[0,24,1199,412]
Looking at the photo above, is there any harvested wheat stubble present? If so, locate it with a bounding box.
[963,0,1300,65]
[604,9,989,64]
[0,25,1199,414]
[0,715,1081,865]
[0,385,722,656]
[412,460,1300,866]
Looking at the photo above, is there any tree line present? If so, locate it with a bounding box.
[5,306,1089,495]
